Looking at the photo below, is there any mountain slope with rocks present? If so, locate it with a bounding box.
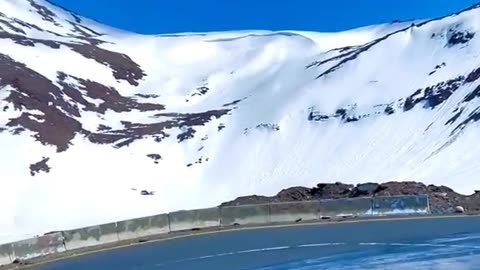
[2,0,480,243]
[221,181,480,215]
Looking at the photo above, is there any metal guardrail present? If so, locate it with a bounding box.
[0,194,430,266]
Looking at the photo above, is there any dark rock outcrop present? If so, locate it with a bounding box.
[29,157,50,176]
[221,182,354,206]
[447,30,475,47]
[350,183,380,197]
[147,154,162,164]
[221,181,480,214]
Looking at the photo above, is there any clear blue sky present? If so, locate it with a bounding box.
[49,0,480,34]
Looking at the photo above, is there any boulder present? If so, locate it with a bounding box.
[310,182,353,199]
[455,206,465,213]
[276,187,312,201]
[350,183,380,197]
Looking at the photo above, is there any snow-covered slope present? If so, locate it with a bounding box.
[2,0,480,243]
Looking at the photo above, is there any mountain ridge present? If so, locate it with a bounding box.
[2,0,480,243]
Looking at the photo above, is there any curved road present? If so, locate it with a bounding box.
[37,216,480,270]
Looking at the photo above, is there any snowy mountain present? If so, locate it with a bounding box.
[2,0,480,243]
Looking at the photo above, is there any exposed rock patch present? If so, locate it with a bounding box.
[445,108,463,125]
[140,190,155,196]
[244,123,280,134]
[146,154,162,164]
[96,124,112,132]
[445,66,480,132]
[447,30,475,47]
[465,67,480,83]
[178,127,196,142]
[64,43,145,86]
[309,24,418,78]
[0,25,144,86]
[29,157,50,176]
[27,0,59,26]
[0,52,160,152]
[0,18,27,34]
[0,30,61,48]
[12,18,45,32]
[186,157,208,167]
[384,105,395,115]
[451,106,480,135]
[222,99,243,107]
[308,65,480,131]
[57,72,164,114]
[1,54,82,151]
[67,21,106,45]
[404,76,464,111]
[309,104,367,123]
[135,93,160,99]
[87,109,230,148]
[428,62,446,76]
[192,86,209,97]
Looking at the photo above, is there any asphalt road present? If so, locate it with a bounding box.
[36,216,480,270]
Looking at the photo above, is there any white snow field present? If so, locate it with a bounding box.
[1,0,480,243]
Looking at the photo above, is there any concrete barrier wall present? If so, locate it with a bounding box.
[0,244,12,266]
[372,195,430,216]
[1,195,429,266]
[269,201,319,223]
[63,222,118,250]
[169,207,221,232]
[117,214,170,241]
[319,197,373,218]
[9,232,65,260]
[220,204,270,226]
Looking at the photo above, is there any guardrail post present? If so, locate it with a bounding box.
[426,195,432,214]
[167,213,172,233]
[61,231,68,251]
[370,196,375,216]
[267,203,272,224]
[114,222,120,241]
[219,206,223,227]
[217,207,222,227]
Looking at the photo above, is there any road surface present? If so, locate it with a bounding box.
[36,216,480,270]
